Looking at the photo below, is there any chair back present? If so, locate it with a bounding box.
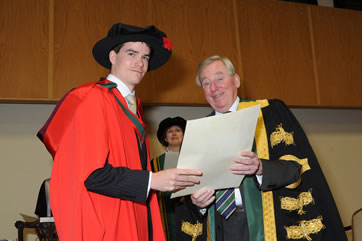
[353,208,362,241]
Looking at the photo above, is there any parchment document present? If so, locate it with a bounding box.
[171,105,260,198]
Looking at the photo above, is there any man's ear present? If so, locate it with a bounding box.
[109,50,116,65]
[234,74,241,88]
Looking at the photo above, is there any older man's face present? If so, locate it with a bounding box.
[199,60,240,113]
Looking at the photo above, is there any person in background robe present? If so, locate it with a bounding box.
[151,116,187,241]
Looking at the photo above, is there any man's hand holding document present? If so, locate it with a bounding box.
[171,104,260,198]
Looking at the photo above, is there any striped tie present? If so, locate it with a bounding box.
[215,188,236,219]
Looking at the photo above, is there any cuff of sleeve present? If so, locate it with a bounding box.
[256,174,263,185]
[147,171,152,197]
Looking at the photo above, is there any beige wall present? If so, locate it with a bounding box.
[1,103,361,240]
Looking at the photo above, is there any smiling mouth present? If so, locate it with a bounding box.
[212,93,223,99]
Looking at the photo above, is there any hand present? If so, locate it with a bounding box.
[191,188,215,208]
[230,151,263,175]
[151,168,202,192]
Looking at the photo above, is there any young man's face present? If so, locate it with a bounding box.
[109,41,151,91]
[199,60,240,113]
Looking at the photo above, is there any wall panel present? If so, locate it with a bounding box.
[0,0,49,99]
[0,0,361,108]
[235,0,318,106]
[311,7,362,107]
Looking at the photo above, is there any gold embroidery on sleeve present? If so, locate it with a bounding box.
[270,124,295,148]
[284,217,325,240]
[280,190,314,215]
[181,221,203,241]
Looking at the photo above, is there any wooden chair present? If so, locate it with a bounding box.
[15,219,58,241]
[352,208,362,241]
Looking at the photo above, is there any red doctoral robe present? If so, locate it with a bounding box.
[38,80,165,241]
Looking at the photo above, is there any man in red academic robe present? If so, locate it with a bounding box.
[37,23,201,241]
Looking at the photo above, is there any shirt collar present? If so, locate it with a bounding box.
[215,96,240,115]
[106,74,135,98]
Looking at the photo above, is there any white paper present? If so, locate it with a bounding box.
[163,152,179,169]
[171,105,260,198]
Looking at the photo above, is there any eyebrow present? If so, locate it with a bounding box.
[201,71,225,81]
[125,48,150,57]
[214,71,224,76]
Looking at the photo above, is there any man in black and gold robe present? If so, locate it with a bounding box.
[175,55,348,241]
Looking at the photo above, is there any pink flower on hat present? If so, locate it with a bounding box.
[162,37,173,51]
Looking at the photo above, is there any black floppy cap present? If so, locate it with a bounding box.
[157,117,187,146]
[92,23,173,71]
